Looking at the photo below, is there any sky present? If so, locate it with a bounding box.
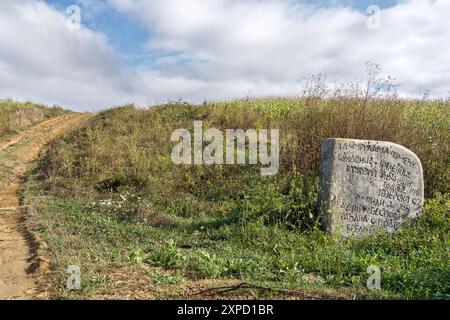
[0,0,448,111]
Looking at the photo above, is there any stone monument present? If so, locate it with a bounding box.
[318,138,424,238]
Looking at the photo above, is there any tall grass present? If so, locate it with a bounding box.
[0,99,68,136]
[41,95,448,199]
[30,74,450,299]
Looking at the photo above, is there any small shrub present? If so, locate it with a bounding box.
[146,239,187,269]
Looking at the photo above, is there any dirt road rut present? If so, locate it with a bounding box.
[0,114,90,300]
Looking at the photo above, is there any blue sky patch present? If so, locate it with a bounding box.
[44,0,400,68]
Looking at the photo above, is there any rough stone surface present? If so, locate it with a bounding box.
[318,138,424,238]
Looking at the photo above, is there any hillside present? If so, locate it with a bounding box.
[20,96,449,299]
[0,100,68,140]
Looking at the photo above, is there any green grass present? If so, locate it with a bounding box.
[22,96,450,300]
[22,176,449,299]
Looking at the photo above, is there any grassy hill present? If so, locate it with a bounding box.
[22,96,449,299]
[0,99,68,138]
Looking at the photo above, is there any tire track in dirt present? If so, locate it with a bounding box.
[0,115,68,152]
[0,113,91,300]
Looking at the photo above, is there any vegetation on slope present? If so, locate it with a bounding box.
[22,91,449,299]
[0,99,68,138]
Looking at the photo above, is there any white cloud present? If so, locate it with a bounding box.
[110,0,450,99]
[0,0,137,111]
[1,0,449,111]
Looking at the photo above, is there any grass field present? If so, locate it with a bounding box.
[21,94,449,299]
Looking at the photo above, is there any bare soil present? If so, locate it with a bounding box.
[0,114,90,300]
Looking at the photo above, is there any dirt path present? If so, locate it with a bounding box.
[0,113,90,300]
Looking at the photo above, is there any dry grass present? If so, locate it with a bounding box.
[40,95,449,198]
[24,70,450,299]
[0,99,68,137]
